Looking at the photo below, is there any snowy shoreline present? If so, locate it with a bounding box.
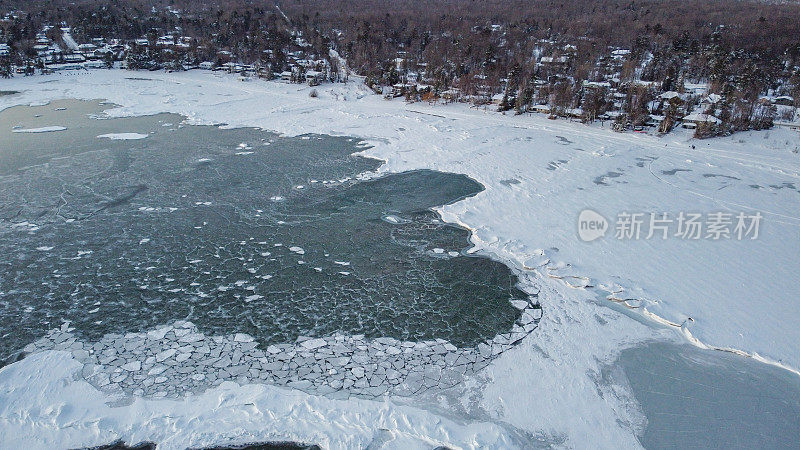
[1,69,798,448]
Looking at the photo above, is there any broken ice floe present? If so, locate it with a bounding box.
[12,126,67,133]
[96,133,149,140]
[22,292,541,401]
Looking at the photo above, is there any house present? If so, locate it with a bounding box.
[773,96,795,107]
[700,93,723,109]
[257,66,272,78]
[305,70,323,86]
[682,112,721,129]
[599,110,622,120]
[645,115,665,127]
[491,93,505,105]
[93,47,114,59]
[84,61,105,69]
[611,49,630,60]
[33,43,50,55]
[441,88,461,101]
[529,104,551,114]
[583,80,611,90]
[279,71,293,81]
[238,64,255,74]
[199,61,214,70]
[565,107,584,119]
[391,83,412,97]
[540,55,569,65]
[660,91,682,101]
[51,63,85,71]
[63,53,86,63]
[683,82,710,96]
[659,91,686,113]
[78,43,97,54]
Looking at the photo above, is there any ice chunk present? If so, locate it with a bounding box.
[96,133,148,140]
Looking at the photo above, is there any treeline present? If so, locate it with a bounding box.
[0,1,305,70]
[1,0,799,135]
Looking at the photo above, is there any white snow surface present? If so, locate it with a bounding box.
[0,70,798,448]
[0,351,519,449]
[97,132,149,140]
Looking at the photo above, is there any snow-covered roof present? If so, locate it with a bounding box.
[540,56,568,64]
[683,82,709,95]
[683,113,720,124]
[660,91,682,100]
[583,81,611,88]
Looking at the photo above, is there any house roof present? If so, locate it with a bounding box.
[660,91,684,101]
[683,113,721,123]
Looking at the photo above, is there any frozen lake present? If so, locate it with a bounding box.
[0,99,526,364]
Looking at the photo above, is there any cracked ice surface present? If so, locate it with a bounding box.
[24,294,541,399]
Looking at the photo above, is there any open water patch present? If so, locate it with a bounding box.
[0,99,534,387]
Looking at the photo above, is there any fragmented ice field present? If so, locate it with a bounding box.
[0,100,530,370]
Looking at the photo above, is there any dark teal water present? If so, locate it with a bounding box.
[0,100,524,362]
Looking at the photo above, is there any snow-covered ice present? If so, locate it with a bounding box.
[0,351,523,449]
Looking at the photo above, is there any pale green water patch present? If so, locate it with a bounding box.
[615,342,800,448]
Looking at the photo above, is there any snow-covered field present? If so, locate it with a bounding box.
[0,70,798,448]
